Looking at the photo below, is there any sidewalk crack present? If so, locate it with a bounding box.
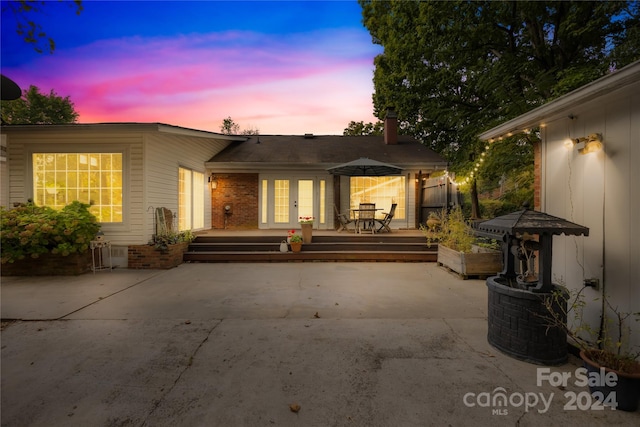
[140,319,223,427]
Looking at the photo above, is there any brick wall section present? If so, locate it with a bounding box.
[1,251,92,276]
[533,139,542,210]
[127,242,189,269]
[211,173,259,229]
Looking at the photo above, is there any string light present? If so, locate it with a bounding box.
[448,124,541,186]
[446,136,497,186]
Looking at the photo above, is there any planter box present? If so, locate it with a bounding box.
[128,242,189,269]
[1,251,92,276]
[437,244,502,279]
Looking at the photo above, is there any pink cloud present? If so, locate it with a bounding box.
[6,29,381,134]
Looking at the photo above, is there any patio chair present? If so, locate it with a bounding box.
[334,205,355,232]
[357,203,376,234]
[376,203,397,233]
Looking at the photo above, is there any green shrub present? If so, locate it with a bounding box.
[150,229,195,251]
[1,201,100,264]
[420,207,476,253]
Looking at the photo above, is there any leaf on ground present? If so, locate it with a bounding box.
[289,403,301,413]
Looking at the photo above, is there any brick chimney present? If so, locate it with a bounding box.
[384,107,398,145]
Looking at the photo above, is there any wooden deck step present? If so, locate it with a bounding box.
[183,234,437,263]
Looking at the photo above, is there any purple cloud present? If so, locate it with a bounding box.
[6,27,381,134]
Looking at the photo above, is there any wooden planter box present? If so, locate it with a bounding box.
[437,244,502,279]
[1,251,92,276]
[128,242,189,269]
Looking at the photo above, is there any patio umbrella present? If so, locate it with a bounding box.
[1,75,21,101]
[327,157,403,176]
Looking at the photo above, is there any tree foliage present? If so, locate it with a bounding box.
[343,120,383,136]
[2,0,83,54]
[359,0,639,214]
[219,116,259,135]
[220,116,240,134]
[1,85,79,124]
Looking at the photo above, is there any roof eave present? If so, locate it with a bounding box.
[206,161,448,172]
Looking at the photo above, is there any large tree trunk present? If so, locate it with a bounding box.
[470,178,481,219]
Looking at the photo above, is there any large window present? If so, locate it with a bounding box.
[178,167,204,231]
[350,176,405,219]
[33,153,123,222]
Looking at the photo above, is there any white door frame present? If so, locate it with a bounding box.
[259,174,328,229]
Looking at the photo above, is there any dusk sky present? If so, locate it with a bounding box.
[1,0,383,134]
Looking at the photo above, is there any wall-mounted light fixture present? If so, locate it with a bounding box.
[579,133,603,155]
[208,173,218,189]
[565,133,603,155]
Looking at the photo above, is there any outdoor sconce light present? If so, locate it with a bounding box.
[208,174,218,189]
[565,133,603,154]
[578,133,603,155]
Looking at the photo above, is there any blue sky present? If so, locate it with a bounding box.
[1,0,382,134]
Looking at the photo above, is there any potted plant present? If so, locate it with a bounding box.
[542,288,640,411]
[289,234,303,252]
[128,230,195,269]
[420,207,501,278]
[299,216,314,243]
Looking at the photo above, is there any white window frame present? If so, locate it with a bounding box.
[178,166,205,231]
[27,144,130,233]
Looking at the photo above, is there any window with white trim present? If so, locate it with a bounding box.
[349,176,405,219]
[32,153,123,222]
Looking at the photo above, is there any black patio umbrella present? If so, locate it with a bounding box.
[327,157,403,176]
[1,75,22,101]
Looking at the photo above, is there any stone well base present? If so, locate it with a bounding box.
[486,276,568,366]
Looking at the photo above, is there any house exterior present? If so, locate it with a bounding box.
[206,112,447,231]
[478,60,640,350]
[0,123,244,267]
[1,113,447,267]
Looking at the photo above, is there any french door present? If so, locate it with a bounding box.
[261,177,321,229]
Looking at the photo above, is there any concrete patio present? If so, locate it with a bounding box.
[1,263,638,426]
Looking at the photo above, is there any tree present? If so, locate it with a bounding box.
[239,126,260,136]
[343,120,383,136]
[2,0,83,54]
[219,116,259,135]
[1,85,79,124]
[220,116,240,135]
[359,0,639,217]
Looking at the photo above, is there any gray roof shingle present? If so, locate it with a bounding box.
[208,134,446,166]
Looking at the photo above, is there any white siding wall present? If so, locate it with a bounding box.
[144,132,229,239]
[4,131,144,246]
[542,82,640,349]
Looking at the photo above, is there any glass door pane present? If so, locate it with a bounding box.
[297,179,314,224]
[274,179,290,223]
